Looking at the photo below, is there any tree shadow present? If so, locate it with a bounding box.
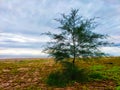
[46,61,89,87]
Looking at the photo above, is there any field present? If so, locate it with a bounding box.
[0,57,120,90]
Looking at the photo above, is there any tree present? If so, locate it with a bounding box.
[44,9,109,64]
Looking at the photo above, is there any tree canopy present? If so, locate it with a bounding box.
[44,9,109,63]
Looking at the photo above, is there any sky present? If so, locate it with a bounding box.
[0,0,120,58]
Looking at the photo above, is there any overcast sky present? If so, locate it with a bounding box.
[0,0,120,58]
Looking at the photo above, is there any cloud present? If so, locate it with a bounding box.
[0,32,50,43]
[108,35,120,44]
[101,47,120,56]
[0,48,48,58]
[0,0,120,57]
[0,47,120,58]
[0,48,44,55]
[0,32,50,49]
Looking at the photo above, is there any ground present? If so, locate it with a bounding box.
[0,57,120,90]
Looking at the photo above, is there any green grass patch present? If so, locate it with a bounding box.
[105,66,120,85]
[116,86,120,90]
[90,65,106,71]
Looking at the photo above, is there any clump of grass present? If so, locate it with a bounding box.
[82,85,89,90]
[25,85,41,90]
[46,62,89,87]
[89,72,106,80]
[46,71,66,87]
[10,68,19,75]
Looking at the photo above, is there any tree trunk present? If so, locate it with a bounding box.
[72,32,76,64]
[72,54,75,64]
[72,58,75,64]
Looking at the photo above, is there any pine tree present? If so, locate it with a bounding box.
[44,9,109,64]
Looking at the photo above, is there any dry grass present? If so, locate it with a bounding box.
[0,57,120,90]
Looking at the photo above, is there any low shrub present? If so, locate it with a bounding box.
[46,62,89,87]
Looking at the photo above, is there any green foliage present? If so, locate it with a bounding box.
[89,72,105,80]
[90,65,106,71]
[46,71,67,87]
[105,66,120,85]
[107,66,120,72]
[46,62,89,87]
[88,65,107,80]
[44,9,110,63]
[116,86,120,90]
